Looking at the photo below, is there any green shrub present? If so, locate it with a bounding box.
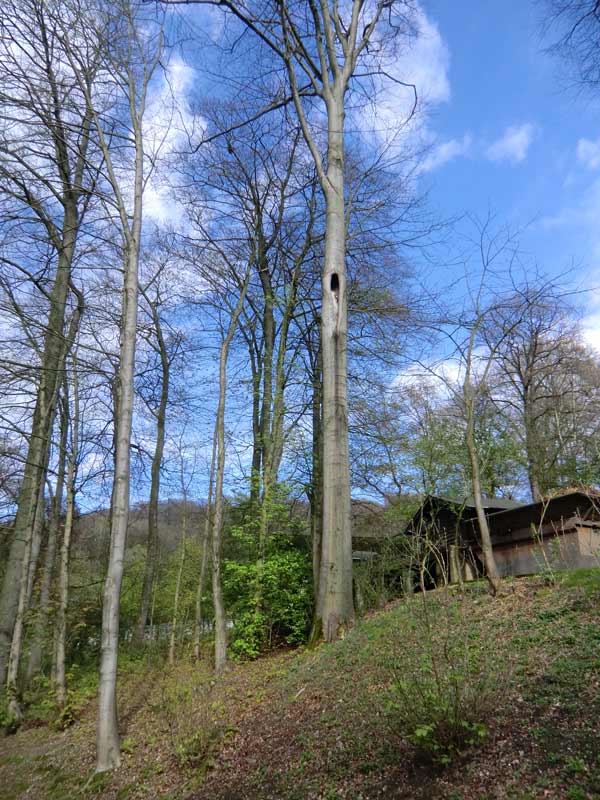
[222,484,313,659]
[385,594,508,764]
[154,679,222,770]
[173,728,217,768]
[225,551,312,659]
[0,694,19,734]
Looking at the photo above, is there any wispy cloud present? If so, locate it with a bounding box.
[486,123,535,165]
[580,283,600,352]
[402,6,451,106]
[358,2,451,146]
[393,356,465,395]
[143,55,203,230]
[538,177,600,277]
[540,176,600,232]
[577,136,600,170]
[420,134,472,173]
[582,312,600,352]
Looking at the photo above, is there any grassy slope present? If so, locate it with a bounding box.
[1,570,600,800]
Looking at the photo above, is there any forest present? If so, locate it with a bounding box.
[1,1,600,798]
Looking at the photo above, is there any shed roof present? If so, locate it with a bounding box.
[404,493,522,537]
[484,489,600,541]
[404,489,600,544]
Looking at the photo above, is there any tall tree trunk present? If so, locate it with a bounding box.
[23,482,46,620]
[464,386,501,596]
[256,254,275,590]
[193,431,217,660]
[169,486,187,666]
[134,303,169,646]
[310,342,323,602]
[0,208,78,685]
[212,267,251,673]
[269,258,302,481]
[248,341,262,504]
[5,479,46,719]
[524,394,543,502]
[55,357,79,707]
[315,97,354,642]
[96,139,143,773]
[26,394,68,683]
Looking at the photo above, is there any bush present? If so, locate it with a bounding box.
[225,551,312,659]
[222,484,313,659]
[385,594,508,764]
[153,678,222,769]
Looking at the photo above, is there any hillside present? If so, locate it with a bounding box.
[2,571,600,800]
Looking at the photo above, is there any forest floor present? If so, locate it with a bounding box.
[1,570,600,800]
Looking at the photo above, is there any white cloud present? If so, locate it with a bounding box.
[486,123,535,165]
[143,183,183,226]
[582,313,600,352]
[538,176,600,266]
[356,3,451,145]
[142,55,204,231]
[420,134,471,173]
[145,55,203,159]
[402,7,451,106]
[580,284,600,352]
[393,357,463,394]
[577,137,600,170]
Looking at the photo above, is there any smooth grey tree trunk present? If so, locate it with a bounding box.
[0,210,78,685]
[310,342,323,602]
[26,396,68,682]
[211,267,251,673]
[96,227,142,771]
[315,97,354,641]
[168,470,187,666]
[55,357,79,707]
[96,113,145,772]
[193,431,216,660]
[134,302,169,646]
[81,6,161,768]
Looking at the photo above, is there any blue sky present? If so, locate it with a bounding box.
[157,2,600,322]
[412,1,600,341]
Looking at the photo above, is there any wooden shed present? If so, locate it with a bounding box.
[404,490,600,583]
[471,490,600,578]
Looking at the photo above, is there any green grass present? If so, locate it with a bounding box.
[2,570,600,800]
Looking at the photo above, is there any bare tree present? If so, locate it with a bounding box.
[57,0,165,771]
[211,263,252,672]
[54,350,80,708]
[164,0,417,641]
[543,1,600,89]
[461,319,503,595]
[487,286,589,500]
[134,269,182,646]
[427,218,531,594]
[0,0,102,683]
